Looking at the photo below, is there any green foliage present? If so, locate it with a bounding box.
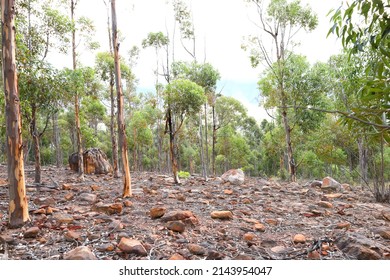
[164,79,206,119]
[142,32,169,49]
[178,170,191,179]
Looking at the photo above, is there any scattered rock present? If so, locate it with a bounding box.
[161,210,195,222]
[63,246,97,260]
[309,180,322,188]
[188,244,207,255]
[211,211,233,220]
[307,250,321,260]
[169,253,186,260]
[150,207,166,219]
[293,234,306,244]
[118,238,147,256]
[234,254,254,260]
[64,231,82,242]
[206,250,225,260]
[373,228,390,240]
[254,223,266,232]
[221,169,245,185]
[93,202,123,215]
[65,193,74,201]
[166,221,186,233]
[336,222,351,229]
[79,193,97,203]
[324,193,343,199]
[335,233,388,259]
[24,227,40,238]
[317,201,333,208]
[381,210,390,221]
[224,189,233,195]
[123,200,133,207]
[97,243,116,252]
[53,212,74,223]
[265,219,278,226]
[33,197,56,206]
[243,232,257,243]
[321,177,341,193]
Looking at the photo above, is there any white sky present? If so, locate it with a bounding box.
[67,0,344,122]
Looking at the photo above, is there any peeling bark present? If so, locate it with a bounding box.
[2,0,30,228]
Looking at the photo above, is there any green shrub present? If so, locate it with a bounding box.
[178,171,190,179]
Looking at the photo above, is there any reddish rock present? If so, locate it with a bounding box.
[161,210,195,222]
[243,232,257,242]
[265,219,278,226]
[293,234,306,244]
[53,212,74,223]
[65,193,74,201]
[169,253,186,260]
[24,227,40,238]
[324,193,343,199]
[62,183,72,190]
[93,202,123,215]
[150,207,166,219]
[335,233,386,259]
[307,250,321,260]
[64,246,97,260]
[33,197,56,206]
[317,201,333,208]
[211,211,233,220]
[166,221,186,233]
[188,244,207,255]
[64,231,82,242]
[123,200,133,207]
[79,193,97,203]
[224,189,233,195]
[374,228,390,240]
[381,210,390,221]
[254,223,266,232]
[336,222,351,230]
[118,238,147,256]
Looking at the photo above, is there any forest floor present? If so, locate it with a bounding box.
[0,164,389,260]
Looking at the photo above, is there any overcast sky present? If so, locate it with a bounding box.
[72,0,344,122]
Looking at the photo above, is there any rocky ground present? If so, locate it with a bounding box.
[0,164,389,260]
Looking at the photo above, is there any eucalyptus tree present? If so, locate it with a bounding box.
[2,0,30,228]
[16,0,72,182]
[142,31,169,172]
[329,0,390,201]
[111,0,132,197]
[164,79,205,183]
[243,0,318,181]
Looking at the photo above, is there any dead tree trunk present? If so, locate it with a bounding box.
[111,0,132,197]
[2,0,30,228]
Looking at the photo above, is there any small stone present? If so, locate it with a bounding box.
[90,185,100,191]
[211,211,233,219]
[309,180,322,188]
[254,223,266,232]
[381,210,390,221]
[46,207,54,215]
[206,251,225,260]
[79,193,97,203]
[64,231,82,242]
[341,183,352,191]
[224,189,233,195]
[150,207,166,219]
[243,232,257,242]
[24,227,40,238]
[271,246,287,254]
[33,197,56,206]
[176,194,186,201]
[63,246,97,260]
[169,253,186,260]
[87,232,101,241]
[242,198,253,204]
[167,221,186,233]
[93,202,123,215]
[123,200,133,207]
[53,212,74,223]
[97,243,116,252]
[234,254,254,260]
[62,183,72,190]
[307,250,321,260]
[161,210,195,222]
[336,222,351,230]
[324,193,343,199]
[188,244,207,255]
[118,238,147,256]
[293,234,306,244]
[265,219,278,226]
[65,193,74,201]
[317,201,333,208]
[0,234,16,245]
[33,208,46,215]
[374,228,390,240]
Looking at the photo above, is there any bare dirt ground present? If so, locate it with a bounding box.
[0,164,389,260]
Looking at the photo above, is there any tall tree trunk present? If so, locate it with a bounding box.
[2,0,30,227]
[53,112,62,167]
[358,137,368,185]
[111,0,132,197]
[30,104,41,183]
[212,104,217,176]
[280,89,296,182]
[199,112,206,179]
[204,103,209,176]
[167,108,180,184]
[71,0,84,179]
[105,0,120,178]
